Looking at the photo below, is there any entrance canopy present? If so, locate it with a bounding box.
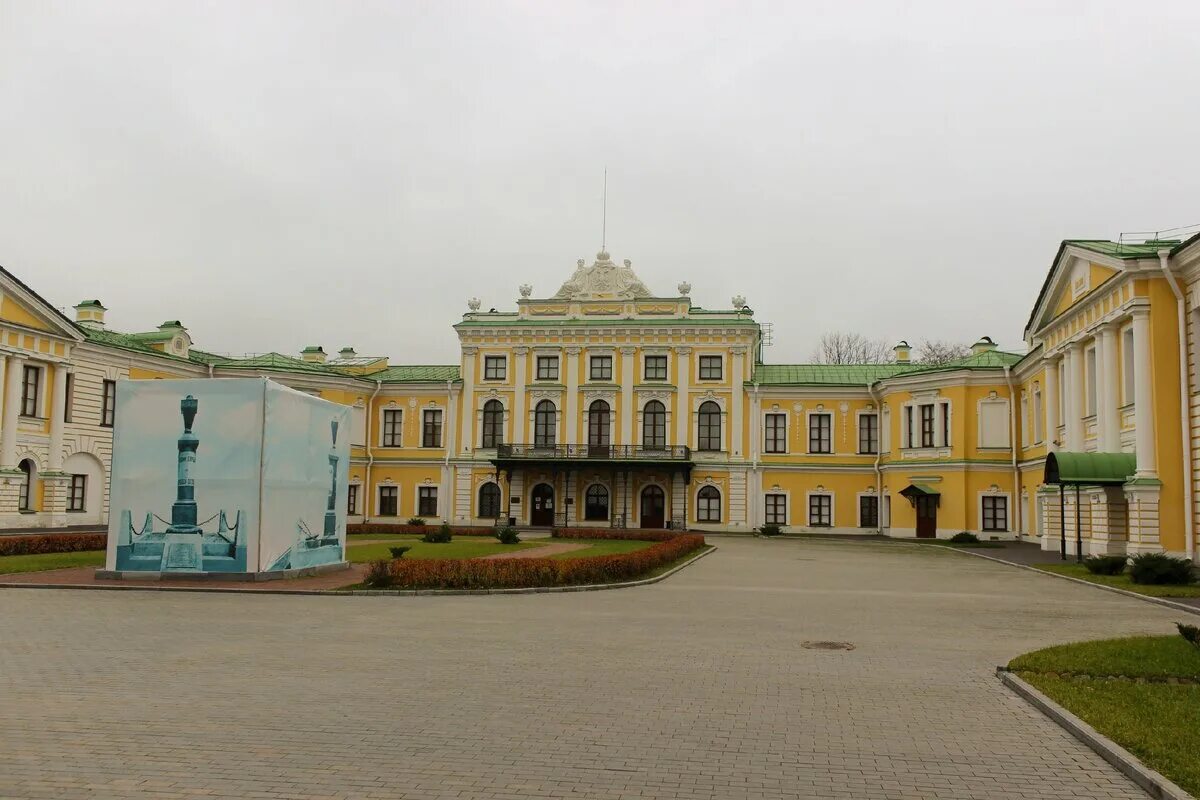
[899,484,940,506]
[1044,452,1136,486]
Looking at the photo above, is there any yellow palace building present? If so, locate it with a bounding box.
[2,232,1198,561]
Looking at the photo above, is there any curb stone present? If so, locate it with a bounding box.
[997,667,1196,800]
[930,545,1200,617]
[0,545,715,598]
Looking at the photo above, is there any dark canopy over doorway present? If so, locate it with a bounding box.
[1042,451,1137,562]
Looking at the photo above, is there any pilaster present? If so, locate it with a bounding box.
[511,347,527,445]
[1131,309,1156,477]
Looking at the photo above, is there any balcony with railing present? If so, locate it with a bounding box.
[494,444,691,462]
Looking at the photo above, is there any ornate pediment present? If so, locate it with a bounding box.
[553,251,652,300]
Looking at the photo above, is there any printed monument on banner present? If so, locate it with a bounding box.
[266,418,345,570]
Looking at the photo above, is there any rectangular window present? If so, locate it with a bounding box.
[418,486,438,517]
[100,379,116,427]
[982,496,1008,532]
[1058,360,1067,419]
[698,355,722,380]
[67,475,87,512]
[919,404,935,447]
[808,413,831,454]
[859,495,878,528]
[421,409,443,448]
[347,485,358,516]
[64,373,74,423]
[484,355,506,381]
[1122,328,1135,405]
[644,354,668,381]
[765,494,787,525]
[589,355,612,381]
[904,406,913,448]
[941,401,950,446]
[764,413,787,453]
[379,486,398,516]
[1085,346,1097,416]
[808,494,832,527]
[21,365,40,417]
[858,413,878,454]
[382,409,402,447]
[1034,388,1044,443]
[536,355,559,381]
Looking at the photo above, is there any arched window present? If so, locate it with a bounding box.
[481,400,503,448]
[534,400,556,447]
[697,401,722,452]
[588,400,611,449]
[584,484,609,520]
[17,459,33,512]
[697,485,721,522]
[642,400,666,450]
[478,482,501,518]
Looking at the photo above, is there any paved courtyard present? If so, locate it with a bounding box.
[0,537,1181,800]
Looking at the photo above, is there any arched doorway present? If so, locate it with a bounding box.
[640,485,665,529]
[530,483,555,526]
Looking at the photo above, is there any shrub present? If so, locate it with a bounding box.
[758,524,782,537]
[406,517,427,527]
[495,526,521,545]
[1129,553,1196,585]
[1083,554,1128,575]
[552,529,677,542]
[388,546,411,559]
[0,534,107,557]
[348,523,496,536]
[363,534,706,590]
[949,532,979,544]
[1178,622,1200,648]
[421,524,453,544]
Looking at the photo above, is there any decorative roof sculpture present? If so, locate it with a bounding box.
[552,251,653,300]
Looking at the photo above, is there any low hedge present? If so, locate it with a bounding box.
[551,528,679,542]
[364,533,706,589]
[348,523,497,537]
[0,534,107,556]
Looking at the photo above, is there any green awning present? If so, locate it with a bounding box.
[899,483,940,499]
[1044,452,1137,486]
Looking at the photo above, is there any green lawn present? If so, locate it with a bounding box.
[0,550,105,575]
[549,539,655,559]
[346,536,545,563]
[1011,635,1200,796]
[1033,563,1200,597]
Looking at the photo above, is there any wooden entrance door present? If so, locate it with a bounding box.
[915,496,938,538]
[640,485,665,529]
[530,483,555,526]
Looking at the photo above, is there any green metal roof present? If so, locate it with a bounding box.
[900,483,940,497]
[750,363,918,385]
[1044,451,1137,485]
[1064,240,1179,259]
[79,326,196,364]
[213,352,340,375]
[455,317,758,328]
[904,349,1025,374]
[364,365,460,383]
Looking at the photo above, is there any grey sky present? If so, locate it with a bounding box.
[3,1,1198,364]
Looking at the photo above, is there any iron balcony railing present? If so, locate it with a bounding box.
[495,444,691,461]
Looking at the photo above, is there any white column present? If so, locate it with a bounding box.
[564,347,579,444]
[511,347,527,445]
[1131,309,1156,477]
[1043,357,1059,452]
[1066,343,1086,450]
[675,347,691,448]
[1099,324,1121,451]
[1,354,24,468]
[48,364,70,472]
[459,347,477,449]
[730,347,745,456]
[933,399,946,448]
[619,346,635,445]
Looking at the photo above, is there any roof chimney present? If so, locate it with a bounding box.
[301,346,327,364]
[73,300,106,329]
[893,340,911,363]
[971,336,997,356]
[338,347,357,360]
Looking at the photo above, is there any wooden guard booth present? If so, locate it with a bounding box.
[1043,451,1137,561]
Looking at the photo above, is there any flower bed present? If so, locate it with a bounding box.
[551,528,679,542]
[0,534,107,557]
[347,523,497,537]
[364,533,706,589]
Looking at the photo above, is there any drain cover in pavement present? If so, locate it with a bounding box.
[801,641,855,651]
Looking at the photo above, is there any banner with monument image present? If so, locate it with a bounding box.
[105,377,349,574]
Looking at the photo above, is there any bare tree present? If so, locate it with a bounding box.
[915,338,970,366]
[811,332,893,364]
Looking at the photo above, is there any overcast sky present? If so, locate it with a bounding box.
[2,1,1198,365]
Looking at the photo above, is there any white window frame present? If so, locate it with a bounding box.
[977,396,1011,449]
[696,353,724,382]
[978,491,1012,533]
[856,411,879,455]
[482,353,508,382]
[420,405,445,449]
[589,354,614,382]
[695,400,724,452]
[1084,344,1098,417]
[535,354,560,382]
[763,492,789,526]
[695,484,722,523]
[806,491,834,527]
[1033,383,1044,444]
[479,397,507,449]
[639,398,671,449]
[1020,392,1030,447]
[415,484,440,518]
[856,492,879,529]
[763,411,788,454]
[377,484,399,517]
[807,411,832,454]
[1121,325,1135,406]
[643,353,669,382]
[379,406,404,448]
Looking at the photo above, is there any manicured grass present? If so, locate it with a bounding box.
[0,550,105,575]
[1009,635,1200,680]
[1034,563,1200,597]
[346,537,546,563]
[549,539,655,559]
[1011,635,1200,796]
